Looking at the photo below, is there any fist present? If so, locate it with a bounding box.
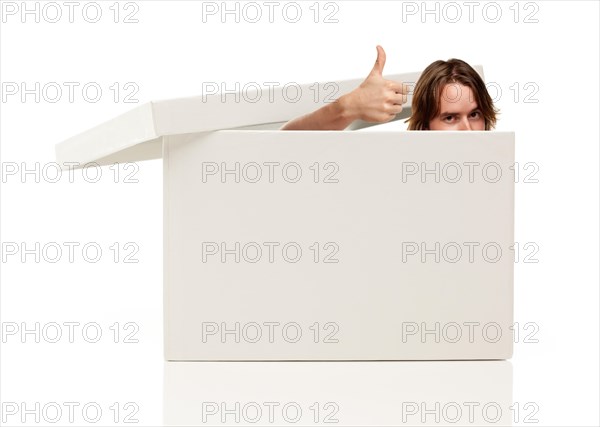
[345,45,410,123]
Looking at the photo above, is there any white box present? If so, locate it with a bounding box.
[56,67,515,361]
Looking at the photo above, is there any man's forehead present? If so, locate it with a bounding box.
[439,84,478,110]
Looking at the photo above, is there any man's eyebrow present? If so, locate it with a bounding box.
[438,107,481,116]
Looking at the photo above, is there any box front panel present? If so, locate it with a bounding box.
[164,131,514,360]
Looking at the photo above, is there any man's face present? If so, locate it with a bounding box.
[427,83,486,131]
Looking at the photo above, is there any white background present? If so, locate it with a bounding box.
[1,0,598,426]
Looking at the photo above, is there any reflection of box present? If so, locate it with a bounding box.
[164,361,513,425]
[57,68,514,361]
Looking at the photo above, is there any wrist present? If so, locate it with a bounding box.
[337,91,360,123]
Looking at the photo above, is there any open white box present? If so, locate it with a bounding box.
[57,67,515,361]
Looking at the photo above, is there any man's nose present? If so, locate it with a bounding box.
[457,117,472,131]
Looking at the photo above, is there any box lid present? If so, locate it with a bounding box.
[55,66,484,166]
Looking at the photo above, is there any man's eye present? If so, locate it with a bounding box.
[470,111,481,118]
[443,116,454,122]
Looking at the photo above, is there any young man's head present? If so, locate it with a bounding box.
[407,59,498,131]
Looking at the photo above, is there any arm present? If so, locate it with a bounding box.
[280,45,409,131]
[279,93,358,131]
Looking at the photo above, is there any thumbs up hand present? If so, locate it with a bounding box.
[343,45,410,123]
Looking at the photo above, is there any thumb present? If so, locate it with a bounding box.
[368,45,386,78]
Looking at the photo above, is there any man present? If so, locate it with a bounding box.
[280,45,498,131]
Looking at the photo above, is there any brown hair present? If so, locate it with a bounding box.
[406,59,498,130]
